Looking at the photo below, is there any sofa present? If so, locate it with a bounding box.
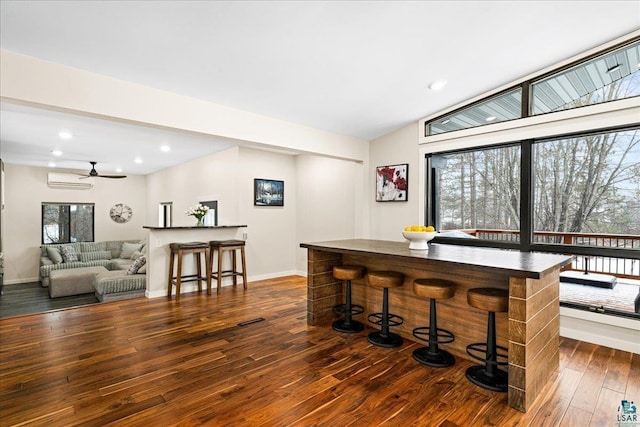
[40,240,147,300]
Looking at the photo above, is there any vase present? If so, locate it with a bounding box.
[196,217,205,227]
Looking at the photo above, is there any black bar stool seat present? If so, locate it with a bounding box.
[412,278,456,368]
[332,265,365,333]
[208,240,247,294]
[366,271,404,348]
[168,242,210,300]
[465,287,509,392]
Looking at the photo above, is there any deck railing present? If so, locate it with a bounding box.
[454,229,640,279]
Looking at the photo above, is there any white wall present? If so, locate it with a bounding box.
[3,164,147,284]
[368,122,422,241]
[295,155,364,272]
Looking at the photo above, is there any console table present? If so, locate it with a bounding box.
[300,239,573,412]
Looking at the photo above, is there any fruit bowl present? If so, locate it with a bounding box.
[402,230,437,250]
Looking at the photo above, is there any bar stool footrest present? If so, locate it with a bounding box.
[333,303,364,316]
[367,312,404,327]
[413,346,455,368]
[466,343,509,366]
[368,331,403,348]
[465,365,508,393]
[412,326,455,345]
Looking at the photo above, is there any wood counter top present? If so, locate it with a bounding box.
[144,225,247,230]
[300,239,573,279]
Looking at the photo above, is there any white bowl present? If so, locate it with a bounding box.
[402,230,437,250]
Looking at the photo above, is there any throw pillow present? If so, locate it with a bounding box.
[60,245,78,263]
[120,242,143,259]
[130,250,143,260]
[137,264,147,274]
[127,255,146,275]
[46,247,63,264]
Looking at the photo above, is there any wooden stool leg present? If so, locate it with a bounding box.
[195,252,202,292]
[167,251,175,297]
[176,251,183,300]
[232,250,237,286]
[240,246,247,289]
[206,247,212,295]
[217,248,223,294]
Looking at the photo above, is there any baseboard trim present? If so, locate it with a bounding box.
[3,277,40,285]
[559,307,640,353]
[146,271,303,299]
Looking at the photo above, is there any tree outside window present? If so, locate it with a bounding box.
[42,203,94,244]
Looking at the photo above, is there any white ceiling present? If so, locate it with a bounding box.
[1,1,639,175]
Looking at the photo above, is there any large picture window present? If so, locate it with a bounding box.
[42,203,94,244]
[433,145,521,240]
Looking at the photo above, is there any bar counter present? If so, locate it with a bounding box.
[300,239,573,412]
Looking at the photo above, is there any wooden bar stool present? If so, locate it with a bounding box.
[332,265,365,333]
[412,278,456,368]
[208,240,247,294]
[366,271,404,348]
[167,242,210,300]
[465,287,509,392]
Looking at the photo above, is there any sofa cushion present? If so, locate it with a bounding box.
[46,247,63,264]
[127,255,146,275]
[121,242,143,259]
[130,250,144,260]
[109,258,134,271]
[60,245,79,263]
[78,250,112,262]
[80,241,107,252]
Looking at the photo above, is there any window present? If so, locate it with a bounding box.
[533,129,640,239]
[42,203,94,244]
[531,40,640,115]
[428,88,522,136]
[432,145,521,241]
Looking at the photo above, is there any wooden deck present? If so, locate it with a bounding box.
[0,276,638,426]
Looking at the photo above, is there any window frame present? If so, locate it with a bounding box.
[426,124,640,264]
[41,202,95,244]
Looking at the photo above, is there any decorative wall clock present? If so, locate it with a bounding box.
[110,203,133,223]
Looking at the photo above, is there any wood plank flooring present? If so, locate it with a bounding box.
[0,275,637,426]
[0,282,98,319]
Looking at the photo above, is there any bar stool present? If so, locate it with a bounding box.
[366,271,404,348]
[167,242,210,300]
[332,265,365,333]
[465,287,509,392]
[412,278,456,368]
[208,240,247,294]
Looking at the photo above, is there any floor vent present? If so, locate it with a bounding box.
[237,317,265,326]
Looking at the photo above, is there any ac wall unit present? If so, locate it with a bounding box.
[47,173,94,190]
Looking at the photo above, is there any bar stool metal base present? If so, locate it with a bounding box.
[412,346,455,368]
[333,318,364,333]
[368,331,403,348]
[465,365,508,393]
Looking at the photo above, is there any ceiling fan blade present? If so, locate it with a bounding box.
[97,175,127,179]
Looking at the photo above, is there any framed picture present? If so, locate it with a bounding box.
[376,164,408,202]
[254,179,284,206]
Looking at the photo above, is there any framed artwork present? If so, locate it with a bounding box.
[376,164,408,202]
[254,179,284,206]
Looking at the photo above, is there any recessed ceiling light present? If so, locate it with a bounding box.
[115,168,123,173]
[51,149,63,157]
[485,116,496,122]
[441,119,450,125]
[58,131,72,139]
[605,64,621,74]
[160,145,171,152]
[48,161,56,168]
[134,157,143,164]
[428,80,448,91]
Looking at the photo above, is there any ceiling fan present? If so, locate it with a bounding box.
[78,161,127,179]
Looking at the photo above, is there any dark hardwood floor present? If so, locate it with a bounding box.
[0,276,637,426]
[0,281,98,319]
